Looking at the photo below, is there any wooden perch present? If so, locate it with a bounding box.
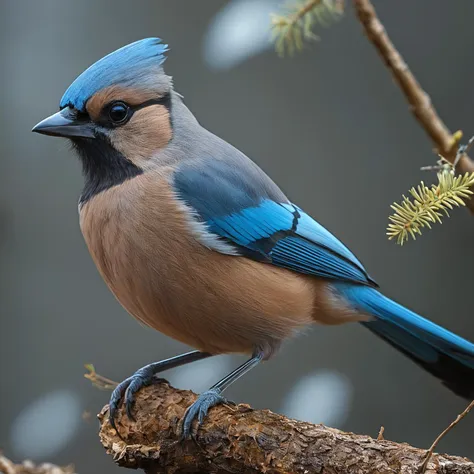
[98,381,474,474]
[353,0,474,212]
[0,455,75,474]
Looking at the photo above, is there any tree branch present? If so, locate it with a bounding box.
[421,399,474,474]
[352,0,474,212]
[98,381,474,474]
[0,455,75,474]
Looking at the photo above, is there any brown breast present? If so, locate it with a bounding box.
[79,170,363,357]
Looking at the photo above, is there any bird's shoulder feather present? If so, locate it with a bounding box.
[172,152,376,286]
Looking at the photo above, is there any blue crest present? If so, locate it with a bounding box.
[60,38,168,111]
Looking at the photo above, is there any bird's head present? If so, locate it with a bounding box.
[33,38,174,202]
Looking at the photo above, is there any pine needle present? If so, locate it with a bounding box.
[387,169,474,245]
[271,0,344,56]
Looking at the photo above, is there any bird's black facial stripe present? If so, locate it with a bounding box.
[133,94,171,111]
[96,93,172,129]
[73,93,171,204]
[74,136,143,205]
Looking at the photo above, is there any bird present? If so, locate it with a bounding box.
[33,38,474,437]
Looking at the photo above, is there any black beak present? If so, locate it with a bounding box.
[32,108,95,139]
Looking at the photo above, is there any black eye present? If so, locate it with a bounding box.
[108,102,130,124]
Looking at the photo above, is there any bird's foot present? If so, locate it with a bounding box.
[181,389,233,439]
[108,365,166,432]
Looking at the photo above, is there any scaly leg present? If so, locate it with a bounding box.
[109,350,213,431]
[181,350,264,438]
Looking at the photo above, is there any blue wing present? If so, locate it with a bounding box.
[174,157,376,286]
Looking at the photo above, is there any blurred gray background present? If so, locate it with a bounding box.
[1,0,474,472]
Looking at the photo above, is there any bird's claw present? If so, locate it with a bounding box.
[108,366,164,432]
[180,389,232,439]
[108,377,132,432]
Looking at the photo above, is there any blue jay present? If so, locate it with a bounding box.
[32,38,474,437]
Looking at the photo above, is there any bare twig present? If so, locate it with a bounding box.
[454,135,474,168]
[84,363,118,390]
[420,399,474,474]
[353,0,474,212]
[293,0,326,19]
[98,381,474,474]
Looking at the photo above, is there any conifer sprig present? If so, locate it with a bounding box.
[271,0,344,56]
[387,138,474,245]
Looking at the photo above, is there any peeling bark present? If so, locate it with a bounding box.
[98,381,474,474]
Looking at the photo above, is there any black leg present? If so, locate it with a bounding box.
[109,350,213,431]
[181,350,264,438]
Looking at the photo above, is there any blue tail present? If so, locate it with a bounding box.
[335,283,474,400]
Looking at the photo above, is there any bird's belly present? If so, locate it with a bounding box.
[99,238,318,355]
